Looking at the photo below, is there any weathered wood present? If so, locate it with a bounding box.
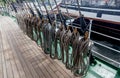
[0,31,3,78]
[1,24,8,78]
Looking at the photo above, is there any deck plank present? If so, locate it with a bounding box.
[15,35,51,78]
[0,30,3,78]
[15,31,64,78]
[1,24,8,78]
[3,31,14,78]
[7,27,36,78]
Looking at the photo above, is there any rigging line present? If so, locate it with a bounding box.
[53,0,67,29]
[36,0,43,15]
[64,0,72,23]
[40,0,53,25]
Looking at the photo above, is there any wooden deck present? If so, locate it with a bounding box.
[0,16,77,78]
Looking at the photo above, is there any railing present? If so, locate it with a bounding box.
[88,19,120,68]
